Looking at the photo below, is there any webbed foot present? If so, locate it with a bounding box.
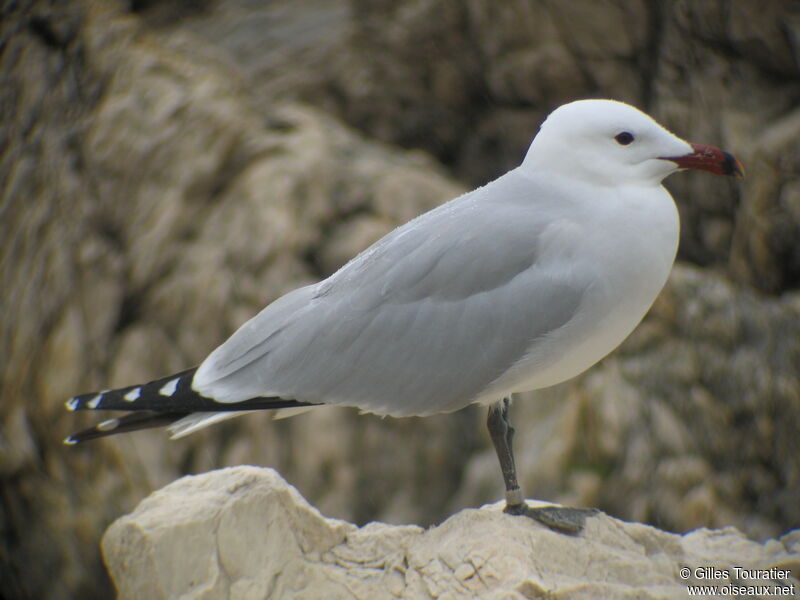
[503,503,599,535]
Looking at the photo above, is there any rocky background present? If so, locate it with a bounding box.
[1,1,799,599]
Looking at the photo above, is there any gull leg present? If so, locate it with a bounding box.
[487,396,598,534]
[487,397,524,507]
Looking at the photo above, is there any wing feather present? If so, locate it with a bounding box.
[194,170,591,416]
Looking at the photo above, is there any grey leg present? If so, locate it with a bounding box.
[487,396,598,534]
[487,397,524,508]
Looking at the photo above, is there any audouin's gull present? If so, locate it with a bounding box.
[65,99,744,532]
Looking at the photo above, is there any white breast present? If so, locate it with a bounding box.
[477,183,679,402]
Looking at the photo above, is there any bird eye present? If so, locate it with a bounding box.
[615,132,634,145]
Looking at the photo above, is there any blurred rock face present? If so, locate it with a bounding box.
[181,0,800,294]
[1,1,799,599]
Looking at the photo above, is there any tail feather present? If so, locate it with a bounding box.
[64,411,190,444]
[65,367,312,413]
[64,367,316,444]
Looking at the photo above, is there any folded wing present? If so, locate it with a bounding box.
[193,170,589,416]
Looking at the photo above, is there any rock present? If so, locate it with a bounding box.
[103,466,800,600]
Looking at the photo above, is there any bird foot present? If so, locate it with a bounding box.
[503,503,599,535]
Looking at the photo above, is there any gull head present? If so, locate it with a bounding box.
[522,99,744,186]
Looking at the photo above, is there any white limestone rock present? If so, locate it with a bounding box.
[102,466,799,600]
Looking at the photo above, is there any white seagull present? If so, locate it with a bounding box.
[65,99,743,532]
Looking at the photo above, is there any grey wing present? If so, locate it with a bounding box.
[193,171,589,416]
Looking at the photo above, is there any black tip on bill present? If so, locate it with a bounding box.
[723,151,745,178]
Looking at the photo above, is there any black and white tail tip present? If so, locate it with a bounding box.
[64,368,200,414]
[63,367,315,444]
[63,368,202,445]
